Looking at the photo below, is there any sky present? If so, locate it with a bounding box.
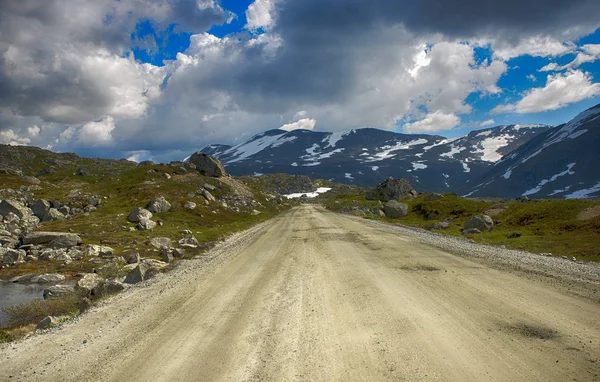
[1,0,599,163]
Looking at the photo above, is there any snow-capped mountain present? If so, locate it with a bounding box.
[463,104,600,199]
[200,124,551,192]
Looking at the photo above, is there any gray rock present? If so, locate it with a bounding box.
[43,285,74,299]
[366,177,417,202]
[463,228,483,235]
[200,189,216,202]
[138,217,157,230]
[424,193,444,201]
[203,183,216,192]
[58,205,70,215]
[105,278,127,294]
[0,236,19,248]
[464,215,494,232]
[31,273,66,283]
[174,167,187,175]
[128,207,153,223]
[188,152,227,177]
[75,273,104,297]
[70,207,84,215]
[138,160,155,167]
[383,200,409,218]
[32,200,51,219]
[184,201,197,210]
[162,173,171,179]
[172,248,187,258]
[126,252,141,264]
[42,208,65,222]
[429,221,450,230]
[36,316,57,330]
[83,205,96,213]
[1,248,24,265]
[160,247,173,263]
[22,176,41,185]
[147,196,171,213]
[9,274,36,283]
[178,236,199,247]
[124,263,151,284]
[150,237,171,249]
[0,199,32,219]
[86,245,115,257]
[3,212,20,223]
[23,232,83,247]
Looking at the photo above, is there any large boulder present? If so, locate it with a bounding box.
[188,152,227,177]
[32,199,51,220]
[150,237,171,249]
[43,285,75,299]
[0,199,32,219]
[366,177,417,202]
[128,207,152,223]
[138,217,157,230]
[86,245,115,257]
[42,208,65,222]
[23,232,82,247]
[147,196,171,213]
[464,215,494,233]
[383,200,409,218]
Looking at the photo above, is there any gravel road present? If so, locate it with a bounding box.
[1,205,599,381]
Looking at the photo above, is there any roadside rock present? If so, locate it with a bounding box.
[178,236,199,247]
[428,221,450,230]
[128,207,153,223]
[383,200,409,218]
[464,215,494,232]
[75,273,104,297]
[126,252,141,264]
[147,196,171,213]
[463,228,483,235]
[188,152,227,177]
[105,278,127,294]
[160,247,173,263]
[366,177,417,202]
[35,316,57,330]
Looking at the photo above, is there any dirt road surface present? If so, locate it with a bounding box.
[1,205,599,381]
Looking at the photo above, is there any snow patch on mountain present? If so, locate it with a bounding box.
[522,163,576,196]
[475,136,511,162]
[323,130,355,148]
[440,145,466,158]
[224,133,297,163]
[565,182,600,199]
[365,138,428,162]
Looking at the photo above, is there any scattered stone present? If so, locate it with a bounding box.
[58,205,70,215]
[179,236,199,247]
[423,193,443,201]
[150,237,171,249]
[42,208,65,222]
[200,189,216,202]
[83,205,96,213]
[147,196,171,213]
[0,199,32,219]
[464,215,494,232]
[128,207,153,223]
[36,167,55,177]
[429,221,450,230]
[160,247,173,263]
[203,183,216,192]
[31,273,66,283]
[184,201,197,210]
[383,200,409,218]
[1,248,24,265]
[86,245,115,257]
[174,167,187,175]
[188,152,227,177]
[138,217,157,230]
[22,176,41,185]
[172,248,187,258]
[162,173,171,180]
[23,232,82,247]
[138,160,155,167]
[251,209,261,215]
[507,232,522,239]
[126,252,141,264]
[463,228,483,235]
[105,279,127,294]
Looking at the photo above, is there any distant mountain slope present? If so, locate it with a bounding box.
[464,104,600,199]
[199,124,551,192]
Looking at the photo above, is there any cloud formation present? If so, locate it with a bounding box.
[0,0,599,160]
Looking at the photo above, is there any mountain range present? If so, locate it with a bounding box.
[200,104,600,199]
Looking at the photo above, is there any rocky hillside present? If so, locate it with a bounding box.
[200,124,551,192]
[0,147,291,335]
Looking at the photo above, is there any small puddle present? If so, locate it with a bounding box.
[0,282,44,327]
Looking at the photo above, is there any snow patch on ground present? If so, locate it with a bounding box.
[565,182,600,199]
[522,163,576,196]
[285,187,333,199]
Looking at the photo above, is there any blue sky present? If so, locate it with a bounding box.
[1,0,600,160]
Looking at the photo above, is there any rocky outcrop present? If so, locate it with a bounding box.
[188,152,227,177]
[366,177,417,202]
[383,200,409,218]
[128,207,152,223]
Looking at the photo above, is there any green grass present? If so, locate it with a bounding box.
[326,193,600,262]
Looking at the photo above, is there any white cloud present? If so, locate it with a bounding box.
[493,70,600,114]
[27,126,41,137]
[279,118,317,131]
[0,129,31,146]
[77,117,116,146]
[126,150,152,163]
[480,119,495,127]
[403,111,460,133]
[245,0,275,31]
[539,63,560,72]
[493,36,575,61]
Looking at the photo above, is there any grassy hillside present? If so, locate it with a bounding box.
[326,193,600,262]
